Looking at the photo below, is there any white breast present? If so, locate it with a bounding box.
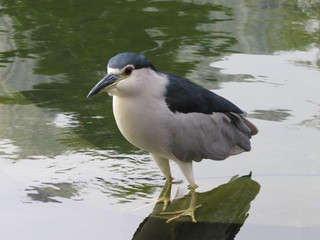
[110,69,173,155]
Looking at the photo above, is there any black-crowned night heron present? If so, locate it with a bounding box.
[87,52,258,222]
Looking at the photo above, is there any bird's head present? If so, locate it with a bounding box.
[87,52,156,97]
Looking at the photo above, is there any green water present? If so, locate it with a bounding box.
[0,0,319,239]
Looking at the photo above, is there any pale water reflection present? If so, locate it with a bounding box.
[1,0,320,239]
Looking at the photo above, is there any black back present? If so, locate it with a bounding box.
[163,72,243,114]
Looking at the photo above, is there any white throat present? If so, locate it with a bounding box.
[110,69,171,154]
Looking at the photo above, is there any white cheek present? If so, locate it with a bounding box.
[116,76,140,94]
[107,68,167,97]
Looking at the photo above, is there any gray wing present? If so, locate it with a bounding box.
[169,112,258,162]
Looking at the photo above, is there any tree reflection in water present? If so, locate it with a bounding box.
[133,173,260,240]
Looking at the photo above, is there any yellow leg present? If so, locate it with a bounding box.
[156,180,172,211]
[162,185,202,223]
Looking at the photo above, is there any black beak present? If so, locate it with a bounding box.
[87,73,120,97]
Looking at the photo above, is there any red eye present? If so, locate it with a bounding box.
[124,67,133,75]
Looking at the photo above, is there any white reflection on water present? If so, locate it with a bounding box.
[0,139,19,155]
[1,47,318,231]
[51,112,81,128]
[1,2,319,239]
[206,48,320,228]
[1,146,163,205]
[210,48,320,127]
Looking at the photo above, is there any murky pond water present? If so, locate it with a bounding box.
[0,0,319,239]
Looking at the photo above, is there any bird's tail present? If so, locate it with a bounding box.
[226,112,258,137]
[241,116,259,136]
[224,112,259,157]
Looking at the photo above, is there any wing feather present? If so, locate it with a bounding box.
[169,112,258,162]
[160,71,258,162]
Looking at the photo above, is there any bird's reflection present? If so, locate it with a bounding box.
[132,172,260,240]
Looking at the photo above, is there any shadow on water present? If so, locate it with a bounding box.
[26,182,80,203]
[132,173,260,240]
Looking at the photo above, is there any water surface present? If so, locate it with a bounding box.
[0,0,319,239]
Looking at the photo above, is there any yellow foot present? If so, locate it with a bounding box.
[163,204,202,223]
[161,185,202,223]
[156,180,172,211]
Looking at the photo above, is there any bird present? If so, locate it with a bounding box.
[87,52,258,222]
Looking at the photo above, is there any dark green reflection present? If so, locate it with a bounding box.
[132,173,260,240]
[0,0,235,152]
[1,0,318,155]
[241,0,320,53]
